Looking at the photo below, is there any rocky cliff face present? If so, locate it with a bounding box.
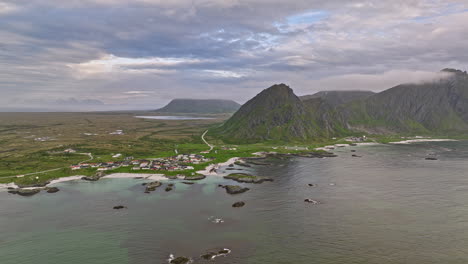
[155,99,241,114]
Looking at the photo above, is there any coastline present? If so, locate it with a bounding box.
[1,138,460,192]
[196,157,240,176]
[388,138,458,144]
[0,173,171,191]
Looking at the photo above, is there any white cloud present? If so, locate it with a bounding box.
[0,2,18,15]
[203,70,247,78]
[68,54,208,77]
[298,70,455,94]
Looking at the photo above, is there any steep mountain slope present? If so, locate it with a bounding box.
[213,84,322,143]
[300,90,375,107]
[214,69,468,144]
[155,99,240,114]
[343,69,468,134]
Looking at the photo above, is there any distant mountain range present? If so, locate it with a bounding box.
[214,68,468,143]
[155,99,241,114]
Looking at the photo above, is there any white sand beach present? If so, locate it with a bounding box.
[196,157,240,176]
[389,139,457,144]
[103,173,168,181]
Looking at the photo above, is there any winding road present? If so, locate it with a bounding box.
[201,130,214,152]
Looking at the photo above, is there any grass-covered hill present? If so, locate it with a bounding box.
[213,69,468,143]
[300,90,375,107]
[212,84,324,143]
[344,69,468,134]
[155,99,240,114]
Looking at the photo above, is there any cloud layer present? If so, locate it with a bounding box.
[1,0,468,110]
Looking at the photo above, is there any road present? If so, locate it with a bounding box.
[201,130,214,152]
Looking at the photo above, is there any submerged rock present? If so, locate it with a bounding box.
[352,154,362,157]
[234,161,251,167]
[304,199,320,204]
[113,205,126,209]
[232,201,245,208]
[223,185,249,195]
[17,181,50,188]
[13,188,41,196]
[145,181,162,192]
[201,248,232,260]
[184,174,206,181]
[182,182,195,185]
[46,187,60,193]
[170,256,190,264]
[82,171,106,181]
[308,183,316,187]
[425,157,438,160]
[224,173,273,184]
[165,186,173,192]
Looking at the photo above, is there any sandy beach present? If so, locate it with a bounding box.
[196,157,240,176]
[103,173,168,181]
[389,139,457,144]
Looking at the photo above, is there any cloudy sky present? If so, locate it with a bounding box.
[1,0,468,111]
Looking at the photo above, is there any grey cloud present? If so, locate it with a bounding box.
[0,0,468,110]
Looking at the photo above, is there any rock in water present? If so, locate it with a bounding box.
[165,186,173,192]
[201,248,232,260]
[170,256,190,264]
[81,171,106,181]
[223,185,250,194]
[224,173,273,184]
[184,174,206,181]
[425,157,438,160]
[145,181,162,192]
[113,205,126,209]
[304,199,320,205]
[11,188,41,196]
[232,201,245,207]
[46,187,60,193]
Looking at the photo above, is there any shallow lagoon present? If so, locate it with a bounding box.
[1,141,468,264]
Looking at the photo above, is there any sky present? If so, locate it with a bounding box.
[1,0,468,111]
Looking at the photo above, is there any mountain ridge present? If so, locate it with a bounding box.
[155,99,241,114]
[213,69,468,143]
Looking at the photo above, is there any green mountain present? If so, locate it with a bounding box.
[300,90,375,107]
[155,99,240,114]
[214,69,468,143]
[344,69,468,134]
[213,84,322,143]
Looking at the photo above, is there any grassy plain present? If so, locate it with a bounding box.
[2,111,450,186]
[0,112,228,184]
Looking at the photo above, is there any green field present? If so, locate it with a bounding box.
[1,111,456,186]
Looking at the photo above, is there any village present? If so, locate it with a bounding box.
[70,153,213,172]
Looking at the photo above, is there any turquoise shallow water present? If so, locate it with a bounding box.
[1,141,468,263]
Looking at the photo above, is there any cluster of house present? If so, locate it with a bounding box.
[70,154,212,172]
[345,136,368,142]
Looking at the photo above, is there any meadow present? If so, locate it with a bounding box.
[0,112,228,184]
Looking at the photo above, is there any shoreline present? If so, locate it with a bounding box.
[388,138,458,144]
[196,157,240,176]
[1,138,460,191]
[0,173,171,191]
[314,142,379,151]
